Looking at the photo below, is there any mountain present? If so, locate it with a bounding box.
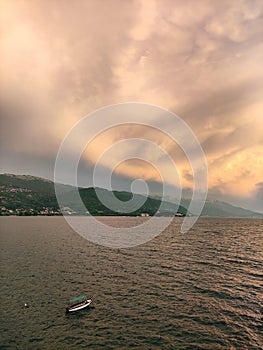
[199,199,263,218]
[0,174,186,216]
[0,174,59,214]
[0,174,262,218]
[177,198,263,218]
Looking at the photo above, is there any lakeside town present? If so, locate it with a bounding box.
[0,177,187,217]
[0,206,62,216]
[1,175,262,218]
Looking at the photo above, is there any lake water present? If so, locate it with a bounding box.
[0,217,262,349]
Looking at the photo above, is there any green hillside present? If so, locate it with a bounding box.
[0,174,59,214]
[0,174,186,216]
[1,174,261,217]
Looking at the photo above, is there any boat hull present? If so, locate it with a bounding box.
[66,299,92,313]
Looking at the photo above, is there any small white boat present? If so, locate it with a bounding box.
[66,295,92,313]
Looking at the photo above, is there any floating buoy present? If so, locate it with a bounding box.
[24,303,28,307]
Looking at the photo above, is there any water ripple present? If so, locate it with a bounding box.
[0,217,262,349]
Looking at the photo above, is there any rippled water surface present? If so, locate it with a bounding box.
[0,217,262,349]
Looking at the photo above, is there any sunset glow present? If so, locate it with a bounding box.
[1,0,262,212]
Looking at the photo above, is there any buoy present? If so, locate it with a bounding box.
[24,303,28,307]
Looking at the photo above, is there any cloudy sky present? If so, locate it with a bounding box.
[1,0,263,212]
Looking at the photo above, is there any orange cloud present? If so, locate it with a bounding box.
[1,0,262,211]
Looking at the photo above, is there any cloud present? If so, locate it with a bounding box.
[205,0,263,42]
[129,0,158,41]
[0,0,263,212]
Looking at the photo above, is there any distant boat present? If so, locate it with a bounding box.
[66,295,92,313]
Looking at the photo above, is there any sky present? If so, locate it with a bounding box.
[0,0,263,212]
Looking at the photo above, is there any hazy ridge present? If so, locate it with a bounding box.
[0,174,262,218]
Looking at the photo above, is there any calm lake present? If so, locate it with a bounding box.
[0,217,262,349]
